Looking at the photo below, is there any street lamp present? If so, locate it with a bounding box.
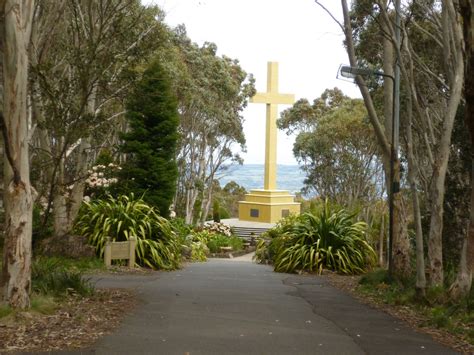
[338,65,398,278]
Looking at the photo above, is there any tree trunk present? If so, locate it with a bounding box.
[340,0,411,279]
[66,138,90,232]
[450,0,474,299]
[406,91,426,296]
[427,1,465,286]
[0,0,35,309]
[392,163,411,277]
[379,213,385,267]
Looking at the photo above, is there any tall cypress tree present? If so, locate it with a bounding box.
[119,61,179,216]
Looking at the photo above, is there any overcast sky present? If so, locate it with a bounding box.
[142,0,360,164]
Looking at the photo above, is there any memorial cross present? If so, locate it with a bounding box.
[251,62,295,190]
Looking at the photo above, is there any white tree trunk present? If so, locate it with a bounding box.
[0,0,35,309]
[427,1,464,286]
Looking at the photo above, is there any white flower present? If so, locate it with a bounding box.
[83,196,91,202]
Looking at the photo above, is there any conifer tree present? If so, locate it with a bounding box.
[119,61,179,216]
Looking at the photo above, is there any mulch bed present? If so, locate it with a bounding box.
[321,272,474,354]
[0,288,137,353]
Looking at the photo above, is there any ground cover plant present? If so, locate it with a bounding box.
[75,194,180,270]
[31,257,95,298]
[255,201,376,274]
[356,269,474,350]
[0,256,97,322]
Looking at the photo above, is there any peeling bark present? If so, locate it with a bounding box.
[0,0,35,309]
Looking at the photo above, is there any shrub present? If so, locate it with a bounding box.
[75,194,180,270]
[182,231,209,262]
[257,201,376,274]
[169,217,193,241]
[206,234,243,253]
[188,228,243,254]
[213,200,221,222]
[32,257,94,297]
[202,222,232,237]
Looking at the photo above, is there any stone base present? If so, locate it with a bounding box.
[238,189,301,223]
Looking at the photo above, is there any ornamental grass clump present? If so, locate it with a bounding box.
[257,201,376,274]
[75,194,180,270]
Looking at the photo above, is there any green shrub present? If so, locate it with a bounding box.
[189,229,243,254]
[359,269,391,286]
[169,217,193,241]
[430,307,452,328]
[213,200,221,222]
[32,257,94,297]
[75,194,180,270]
[207,234,231,253]
[190,241,208,262]
[258,201,376,274]
[181,231,209,262]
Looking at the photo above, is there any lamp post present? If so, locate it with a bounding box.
[338,65,397,277]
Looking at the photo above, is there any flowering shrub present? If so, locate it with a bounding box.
[202,222,232,237]
[84,163,121,199]
[85,163,121,189]
[188,229,242,254]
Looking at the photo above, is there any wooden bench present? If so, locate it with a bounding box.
[219,246,233,253]
[104,236,136,268]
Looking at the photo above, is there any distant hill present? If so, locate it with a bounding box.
[217,164,306,194]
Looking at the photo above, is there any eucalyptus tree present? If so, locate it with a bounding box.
[278,88,384,208]
[450,0,474,299]
[317,0,464,287]
[375,0,464,287]
[0,0,35,309]
[162,28,255,224]
[29,0,164,237]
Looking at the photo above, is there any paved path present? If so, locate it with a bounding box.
[78,257,455,354]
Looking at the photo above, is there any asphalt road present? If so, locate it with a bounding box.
[76,258,456,355]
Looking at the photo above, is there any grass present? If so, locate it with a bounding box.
[32,257,96,298]
[30,295,58,315]
[0,304,13,319]
[358,269,474,346]
[0,295,58,320]
[34,256,105,273]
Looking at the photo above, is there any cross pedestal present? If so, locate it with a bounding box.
[238,62,300,223]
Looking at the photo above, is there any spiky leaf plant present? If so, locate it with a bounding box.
[269,201,376,274]
[75,194,180,270]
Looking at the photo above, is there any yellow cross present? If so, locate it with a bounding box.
[251,62,295,190]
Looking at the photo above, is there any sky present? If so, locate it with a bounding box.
[142,0,360,164]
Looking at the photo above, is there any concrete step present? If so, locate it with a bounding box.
[231,226,271,239]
